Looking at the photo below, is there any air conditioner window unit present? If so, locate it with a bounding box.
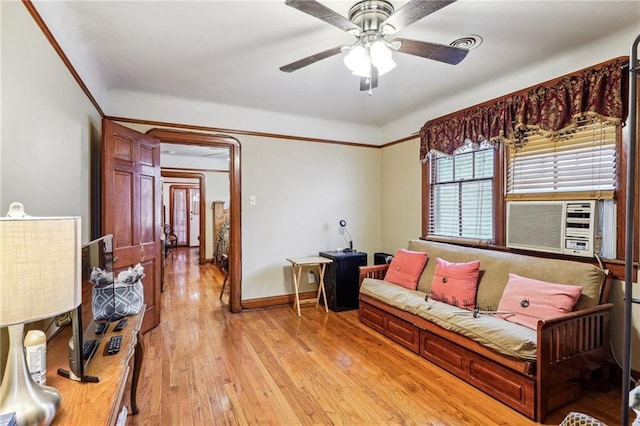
[506,200,596,257]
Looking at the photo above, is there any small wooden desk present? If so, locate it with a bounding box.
[47,308,145,425]
[286,256,332,316]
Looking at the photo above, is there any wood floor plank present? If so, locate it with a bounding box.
[127,248,627,425]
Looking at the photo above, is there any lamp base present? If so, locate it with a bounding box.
[0,323,60,426]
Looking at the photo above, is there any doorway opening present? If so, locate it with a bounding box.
[161,173,206,259]
[149,128,242,313]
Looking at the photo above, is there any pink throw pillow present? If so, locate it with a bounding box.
[429,258,480,310]
[384,249,429,290]
[497,273,583,330]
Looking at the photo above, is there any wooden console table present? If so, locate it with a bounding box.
[46,307,145,425]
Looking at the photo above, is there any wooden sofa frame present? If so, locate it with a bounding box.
[359,264,613,422]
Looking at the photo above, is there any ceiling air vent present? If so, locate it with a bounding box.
[449,35,483,50]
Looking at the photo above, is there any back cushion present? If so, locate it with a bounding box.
[407,239,605,310]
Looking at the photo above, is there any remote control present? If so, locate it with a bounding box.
[113,318,128,331]
[94,322,107,335]
[106,335,122,355]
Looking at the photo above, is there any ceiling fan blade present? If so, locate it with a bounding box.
[285,0,360,34]
[279,46,343,73]
[360,67,379,92]
[381,0,456,34]
[394,38,468,65]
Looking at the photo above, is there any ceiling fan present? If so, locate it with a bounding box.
[280,0,469,92]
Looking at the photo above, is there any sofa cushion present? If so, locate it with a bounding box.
[429,258,480,310]
[407,239,605,311]
[360,278,537,360]
[384,249,429,290]
[497,273,583,330]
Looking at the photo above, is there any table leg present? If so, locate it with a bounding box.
[130,331,144,415]
[292,264,302,316]
[317,263,329,313]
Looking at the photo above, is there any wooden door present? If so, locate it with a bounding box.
[102,119,162,333]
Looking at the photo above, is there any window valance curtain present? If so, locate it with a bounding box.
[419,57,627,161]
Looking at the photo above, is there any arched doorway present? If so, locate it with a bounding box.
[148,128,242,313]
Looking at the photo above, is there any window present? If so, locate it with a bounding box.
[505,118,619,258]
[419,58,630,269]
[428,144,494,241]
[506,118,617,197]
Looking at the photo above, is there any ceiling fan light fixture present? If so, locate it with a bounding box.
[344,45,371,77]
[381,23,396,35]
[344,39,395,78]
[370,39,395,75]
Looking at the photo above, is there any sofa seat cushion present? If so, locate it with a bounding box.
[361,278,537,361]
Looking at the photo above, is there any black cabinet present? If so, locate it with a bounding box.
[318,250,367,312]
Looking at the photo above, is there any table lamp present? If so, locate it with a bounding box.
[339,219,353,252]
[0,203,81,426]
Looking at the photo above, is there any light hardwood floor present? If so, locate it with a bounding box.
[127,248,627,425]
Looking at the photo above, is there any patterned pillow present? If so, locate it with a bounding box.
[429,258,480,310]
[384,249,429,290]
[559,411,607,426]
[497,273,583,330]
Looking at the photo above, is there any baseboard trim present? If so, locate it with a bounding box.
[241,291,318,310]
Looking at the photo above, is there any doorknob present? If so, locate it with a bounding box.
[114,256,119,263]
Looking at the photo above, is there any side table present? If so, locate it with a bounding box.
[286,256,333,316]
[319,250,368,311]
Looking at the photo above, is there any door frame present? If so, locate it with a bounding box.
[162,175,206,258]
[148,128,242,313]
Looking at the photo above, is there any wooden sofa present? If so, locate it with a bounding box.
[358,240,613,422]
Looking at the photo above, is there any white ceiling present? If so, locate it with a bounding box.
[32,1,640,128]
[161,142,229,159]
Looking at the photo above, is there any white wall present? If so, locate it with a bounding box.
[379,137,422,254]
[0,0,102,377]
[1,1,101,241]
[240,134,380,299]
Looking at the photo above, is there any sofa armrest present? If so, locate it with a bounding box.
[359,264,389,288]
[536,302,614,421]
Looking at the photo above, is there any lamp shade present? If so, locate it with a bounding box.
[0,216,81,326]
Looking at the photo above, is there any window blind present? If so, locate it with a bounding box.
[507,119,617,197]
[428,148,493,240]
